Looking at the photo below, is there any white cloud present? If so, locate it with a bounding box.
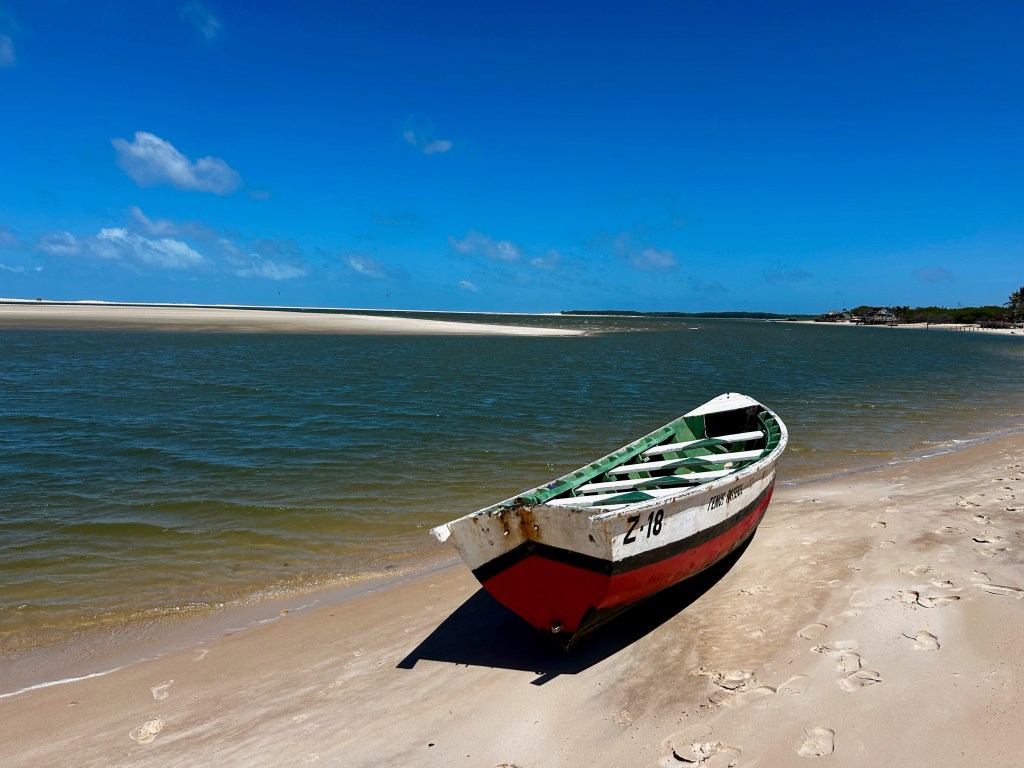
[37,231,82,256]
[33,221,317,281]
[530,248,562,270]
[0,34,13,67]
[129,206,217,240]
[94,228,205,269]
[182,2,223,42]
[0,263,41,273]
[402,117,453,155]
[633,247,676,270]
[344,253,388,278]
[215,238,307,280]
[112,132,242,194]
[612,233,677,271]
[449,230,521,262]
[229,252,307,280]
[421,139,453,155]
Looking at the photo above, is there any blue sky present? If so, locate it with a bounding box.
[0,1,1021,313]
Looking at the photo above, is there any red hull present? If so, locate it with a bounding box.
[479,484,774,644]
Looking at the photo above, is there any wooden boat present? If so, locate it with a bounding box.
[430,393,788,648]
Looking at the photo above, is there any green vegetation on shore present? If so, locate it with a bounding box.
[565,286,1023,326]
[847,305,1008,324]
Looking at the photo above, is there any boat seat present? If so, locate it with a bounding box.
[544,486,699,508]
[608,449,764,476]
[643,430,764,457]
[573,469,732,495]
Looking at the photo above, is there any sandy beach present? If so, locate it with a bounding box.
[0,302,583,336]
[2,433,1022,767]
[795,319,1023,337]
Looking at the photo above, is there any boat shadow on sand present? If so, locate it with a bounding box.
[397,540,750,686]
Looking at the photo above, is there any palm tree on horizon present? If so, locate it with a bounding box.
[1007,286,1024,323]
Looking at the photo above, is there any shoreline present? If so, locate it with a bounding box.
[5,422,1019,695]
[0,301,585,336]
[790,318,1023,337]
[3,432,1023,766]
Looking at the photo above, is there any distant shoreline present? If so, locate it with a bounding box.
[3,300,1017,337]
[0,301,584,336]
[787,318,1023,337]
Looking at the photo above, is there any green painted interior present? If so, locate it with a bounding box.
[483,406,780,513]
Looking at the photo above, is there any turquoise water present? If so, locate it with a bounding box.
[2,316,1023,653]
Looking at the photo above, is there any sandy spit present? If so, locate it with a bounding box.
[0,303,584,336]
[2,433,1023,767]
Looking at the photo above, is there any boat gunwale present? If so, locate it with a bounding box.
[430,394,787,541]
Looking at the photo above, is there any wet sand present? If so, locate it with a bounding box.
[2,433,1023,766]
[0,302,583,335]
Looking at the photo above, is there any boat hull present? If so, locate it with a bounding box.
[476,479,774,647]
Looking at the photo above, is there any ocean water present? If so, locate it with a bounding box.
[2,315,1023,656]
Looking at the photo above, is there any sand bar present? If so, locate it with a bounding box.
[0,302,584,336]
[2,433,1023,766]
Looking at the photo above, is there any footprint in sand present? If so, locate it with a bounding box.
[798,727,835,758]
[850,588,884,607]
[835,651,862,675]
[919,595,960,608]
[660,726,742,767]
[797,623,827,640]
[972,532,1003,544]
[978,548,1007,559]
[827,609,860,626]
[903,631,940,650]
[871,520,887,529]
[812,640,859,656]
[897,590,960,608]
[971,570,991,583]
[129,719,165,745]
[810,643,882,691]
[697,668,776,710]
[839,669,883,692]
[150,680,173,701]
[897,564,934,577]
[709,685,775,709]
[936,526,967,536]
[777,675,812,696]
[978,584,1024,598]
